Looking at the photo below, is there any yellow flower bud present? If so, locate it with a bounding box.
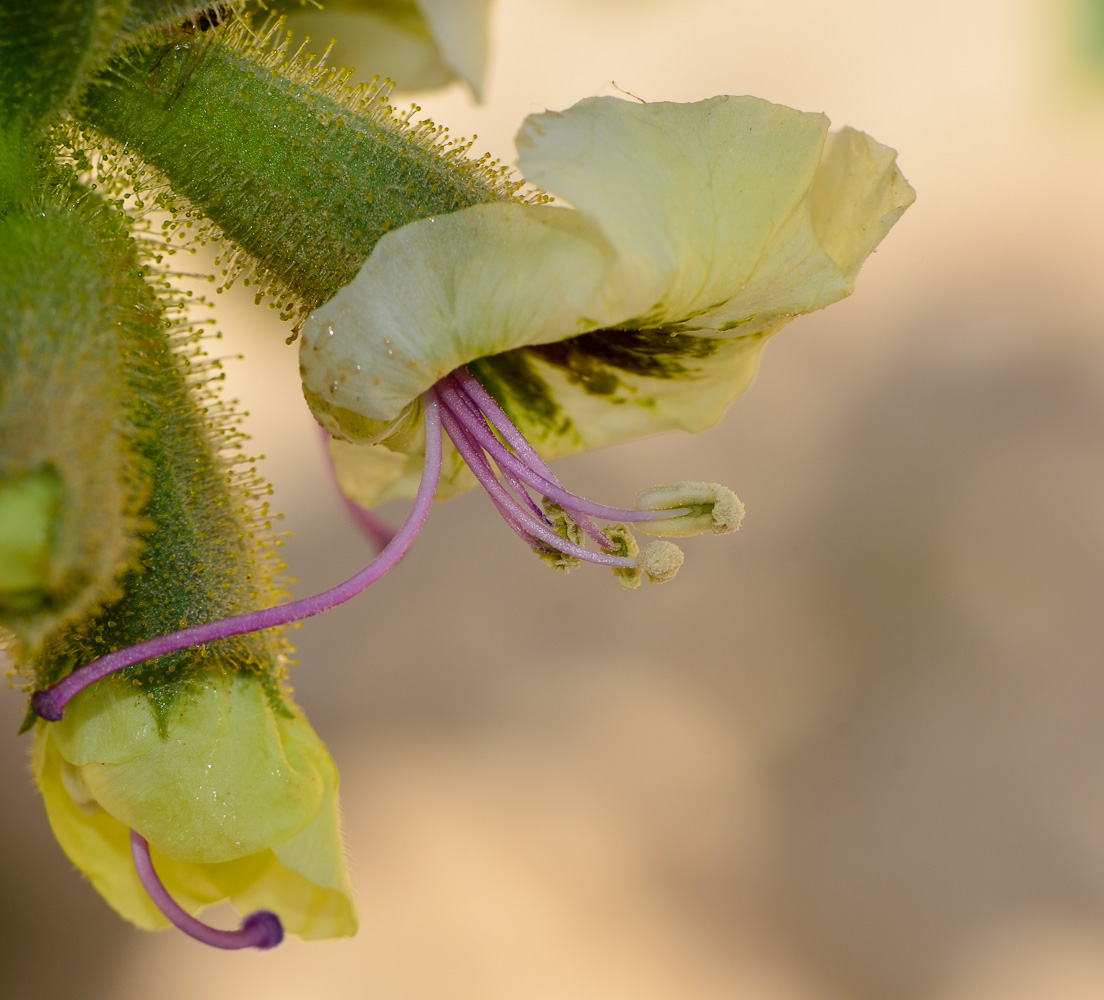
[33,674,356,940]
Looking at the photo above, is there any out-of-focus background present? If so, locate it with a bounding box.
[5,0,1104,997]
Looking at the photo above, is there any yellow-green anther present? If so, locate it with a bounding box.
[638,540,684,584]
[634,481,745,537]
[605,523,642,590]
[0,469,60,611]
[536,500,582,572]
[77,23,510,319]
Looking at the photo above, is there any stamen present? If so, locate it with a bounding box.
[130,830,283,950]
[536,501,583,572]
[438,376,610,546]
[32,392,445,722]
[638,540,685,583]
[450,368,554,478]
[634,482,745,536]
[442,373,692,529]
[436,393,637,569]
[603,526,685,588]
[319,426,396,549]
[439,405,547,549]
[437,370,711,584]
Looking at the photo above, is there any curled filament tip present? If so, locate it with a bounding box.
[130,830,284,950]
[634,481,744,537]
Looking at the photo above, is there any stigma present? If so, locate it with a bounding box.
[130,830,283,950]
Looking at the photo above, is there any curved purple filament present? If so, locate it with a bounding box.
[130,830,283,950]
[32,392,444,722]
[438,375,690,527]
[437,401,636,568]
[318,425,396,549]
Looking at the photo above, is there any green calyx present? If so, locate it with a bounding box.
[77,17,513,324]
[2,4,515,731]
[4,176,292,731]
[0,186,146,646]
[0,468,61,611]
[0,129,31,214]
[0,0,129,134]
[119,1,241,37]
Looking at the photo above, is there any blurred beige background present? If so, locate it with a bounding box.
[5,1,1104,997]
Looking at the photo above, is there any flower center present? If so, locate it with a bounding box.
[30,366,742,945]
[129,829,283,950]
[431,367,698,582]
[31,366,741,720]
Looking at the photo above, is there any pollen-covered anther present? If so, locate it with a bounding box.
[639,541,685,584]
[536,501,582,572]
[633,481,745,537]
[604,524,642,590]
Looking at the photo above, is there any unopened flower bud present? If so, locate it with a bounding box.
[634,481,744,537]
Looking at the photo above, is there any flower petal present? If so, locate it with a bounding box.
[683,127,916,337]
[49,678,322,863]
[301,202,623,440]
[810,125,917,283]
[329,435,477,509]
[469,329,769,456]
[285,0,492,97]
[417,0,493,99]
[516,95,831,327]
[303,95,913,507]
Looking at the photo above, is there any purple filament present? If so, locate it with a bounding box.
[439,376,691,529]
[129,830,283,950]
[437,378,610,547]
[318,425,395,549]
[32,393,445,723]
[436,404,546,549]
[437,395,636,568]
[450,368,555,476]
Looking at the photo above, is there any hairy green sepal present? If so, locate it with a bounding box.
[0,469,61,611]
[0,0,131,129]
[4,180,291,730]
[78,27,505,316]
[0,192,145,645]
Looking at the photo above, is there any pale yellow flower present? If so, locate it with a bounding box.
[287,0,493,98]
[299,95,915,511]
[33,673,356,941]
